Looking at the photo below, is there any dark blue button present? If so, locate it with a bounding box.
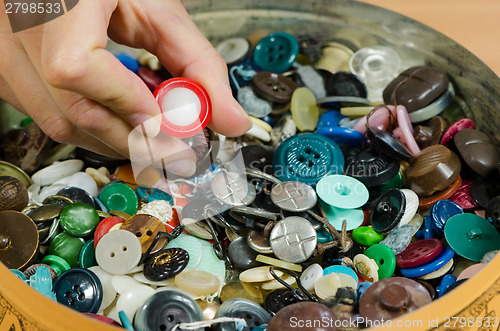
[253,32,299,73]
[400,245,454,278]
[116,54,140,73]
[134,290,203,331]
[229,59,263,92]
[136,185,174,204]
[315,126,364,147]
[273,133,344,185]
[57,187,96,208]
[429,200,464,236]
[317,110,344,129]
[415,216,440,240]
[53,268,103,313]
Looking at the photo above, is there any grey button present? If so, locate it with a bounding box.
[270,181,317,212]
[270,216,317,263]
[210,171,256,207]
[230,206,279,222]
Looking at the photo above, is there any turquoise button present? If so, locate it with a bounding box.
[319,199,364,231]
[253,32,299,73]
[316,175,369,209]
[99,182,138,215]
[136,185,173,204]
[316,228,333,243]
[273,133,344,185]
[323,265,358,283]
[60,203,100,237]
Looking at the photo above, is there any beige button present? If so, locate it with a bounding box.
[239,266,283,283]
[175,269,220,296]
[314,273,357,300]
[419,259,454,280]
[354,254,379,282]
[261,274,296,291]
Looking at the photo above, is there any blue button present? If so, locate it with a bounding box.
[400,245,455,278]
[53,268,103,313]
[357,282,373,302]
[136,185,174,204]
[323,265,358,283]
[430,200,464,236]
[116,54,140,73]
[436,274,457,297]
[273,133,344,185]
[253,32,299,73]
[315,126,364,147]
[317,110,345,129]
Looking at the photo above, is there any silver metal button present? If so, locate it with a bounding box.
[210,171,256,207]
[269,216,317,263]
[270,181,317,212]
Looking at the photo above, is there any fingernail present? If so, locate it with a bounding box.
[134,114,162,138]
[164,159,197,177]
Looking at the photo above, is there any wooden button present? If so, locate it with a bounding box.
[121,214,167,254]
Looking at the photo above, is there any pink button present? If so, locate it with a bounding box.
[153,78,212,138]
[352,105,397,134]
[440,118,476,146]
[393,105,421,156]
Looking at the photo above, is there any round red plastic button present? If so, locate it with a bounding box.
[396,238,443,269]
[153,78,211,138]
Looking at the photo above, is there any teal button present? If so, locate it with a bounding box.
[323,265,358,283]
[316,175,369,209]
[79,239,98,268]
[136,185,173,204]
[99,182,138,215]
[273,133,344,186]
[60,203,100,237]
[319,199,364,231]
[253,32,299,73]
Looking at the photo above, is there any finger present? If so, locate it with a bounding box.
[40,0,162,137]
[109,0,252,137]
[0,42,125,159]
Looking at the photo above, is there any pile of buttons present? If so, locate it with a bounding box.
[1,28,500,331]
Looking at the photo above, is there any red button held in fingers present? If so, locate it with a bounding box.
[153,78,212,138]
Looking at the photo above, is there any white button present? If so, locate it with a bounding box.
[216,37,250,64]
[399,189,419,227]
[161,87,201,127]
[96,230,142,275]
[299,263,323,292]
[115,284,155,322]
[239,266,283,283]
[111,275,143,294]
[88,266,117,312]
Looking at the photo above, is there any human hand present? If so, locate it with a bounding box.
[0,0,252,177]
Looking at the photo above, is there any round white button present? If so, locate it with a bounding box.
[299,263,324,292]
[96,230,142,275]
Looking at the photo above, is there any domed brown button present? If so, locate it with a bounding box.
[0,176,28,212]
[413,116,448,149]
[359,277,431,322]
[0,211,39,270]
[454,128,500,177]
[267,302,337,331]
[383,66,449,112]
[406,145,461,196]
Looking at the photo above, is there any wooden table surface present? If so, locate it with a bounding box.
[360,0,500,76]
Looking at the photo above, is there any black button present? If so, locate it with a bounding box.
[470,177,500,208]
[486,196,500,232]
[325,72,367,98]
[263,288,309,315]
[57,187,95,208]
[344,147,400,187]
[143,248,189,281]
[370,189,406,233]
[53,268,103,313]
[367,128,413,161]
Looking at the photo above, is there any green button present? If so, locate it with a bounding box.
[60,203,99,237]
[364,244,396,279]
[49,232,85,268]
[379,170,404,194]
[79,239,97,268]
[352,226,384,246]
[41,255,71,276]
[99,182,139,216]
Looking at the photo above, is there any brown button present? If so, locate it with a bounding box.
[383,66,449,112]
[253,71,298,103]
[359,277,431,322]
[413,116,448,149]
[120,214,167,254]
[267,302,338,331]
[0,176,28,212]
[406,145,461,196]
[454,128,500,177]
[419,175,462,209]
[29,204,63,222]
[0,211,39,270]
[0,122,51,175]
